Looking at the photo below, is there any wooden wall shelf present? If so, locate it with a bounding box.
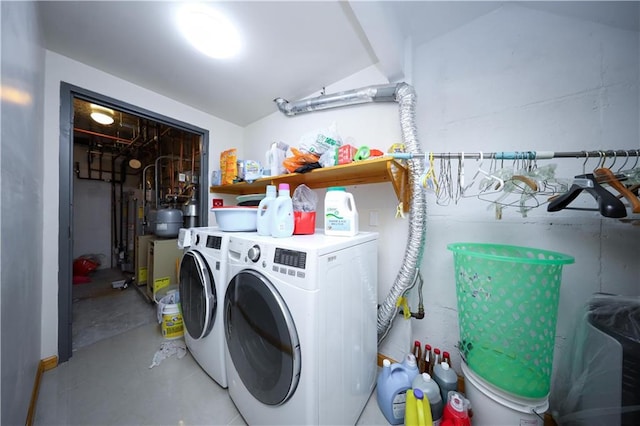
[210,156,410,211]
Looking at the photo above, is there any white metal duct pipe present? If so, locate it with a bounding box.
[376,83,426,344]
[274,84,397,116]
[274,83,426,343]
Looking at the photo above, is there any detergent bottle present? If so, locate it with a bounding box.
[441,391,471,426]
[405,388,433,426]
[324,187,358,236]
[405,388,418,426]
[433,362,458,405]
[376,354,420,425]
[271,183,294,238]
[412,372,444,425]
[256,185,277,236]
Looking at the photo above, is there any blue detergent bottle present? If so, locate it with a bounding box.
[376,354,420,424]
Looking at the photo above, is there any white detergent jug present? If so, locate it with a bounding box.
[257,185,277,236]
[324,187,358,236]
[271,183,294,238]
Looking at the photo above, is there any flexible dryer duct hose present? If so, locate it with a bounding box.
[274,83,426,344]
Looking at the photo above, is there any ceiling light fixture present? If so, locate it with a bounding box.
[177,4,241,59]
[89,104,114,125]
[128,159,142,169]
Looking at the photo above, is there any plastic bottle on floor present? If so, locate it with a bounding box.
[412,372,444,425]
[271,183,294,238]
[376,354,420,424]
[433,361,458,405]
[257,185,277,236]
[405,388,433,426]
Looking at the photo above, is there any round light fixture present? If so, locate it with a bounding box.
[90,111,114,125]
[177,4,241,59]
[128,159,142,169]
[89,104,114,125]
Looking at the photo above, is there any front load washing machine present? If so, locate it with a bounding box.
[179,227,238,388]
[224,232,379,425]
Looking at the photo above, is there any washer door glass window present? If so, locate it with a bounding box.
[179,250,216,340]
[225,269,300,406]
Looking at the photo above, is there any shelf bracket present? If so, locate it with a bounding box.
[387,160,410,212]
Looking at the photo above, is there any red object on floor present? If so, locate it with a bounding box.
[73,258,98,276]
[73,275,91,285]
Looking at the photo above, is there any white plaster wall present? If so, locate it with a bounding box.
[72,178,112,268]
[242,65,413,360]
[0,2,45,423]
[71,144,140,270]
[42,51,243,358]
[410,3,640,402]
[242,3,640,393]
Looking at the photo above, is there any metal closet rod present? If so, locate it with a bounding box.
[388,149,640,160]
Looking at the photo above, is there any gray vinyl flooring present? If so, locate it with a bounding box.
[35,269,389,425]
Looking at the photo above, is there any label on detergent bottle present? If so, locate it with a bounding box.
[392,390,407,420]
[324,187,358,236]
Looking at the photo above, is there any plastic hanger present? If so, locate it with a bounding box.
[461,153,505,197]
[593,167,640,213]
[547,173,627,218]
[420,152,439,194]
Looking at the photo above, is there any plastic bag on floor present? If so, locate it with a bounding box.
[149,339,187,368]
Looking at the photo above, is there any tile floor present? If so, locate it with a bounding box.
[36,312,389,425]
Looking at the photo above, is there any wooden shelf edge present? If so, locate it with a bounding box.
[210,156,406,196]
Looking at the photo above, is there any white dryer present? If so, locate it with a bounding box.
[224,232,378,425]
[179,227,236,388]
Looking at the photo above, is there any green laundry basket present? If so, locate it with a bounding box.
[447,243,574,399]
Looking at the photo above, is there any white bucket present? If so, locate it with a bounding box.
[461,362,548,426]
[157,290,183,340]
[161,303,183,340]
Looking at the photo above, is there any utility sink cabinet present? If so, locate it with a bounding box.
[209,156,410,211]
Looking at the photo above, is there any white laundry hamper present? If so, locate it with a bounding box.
[462,362,548,426]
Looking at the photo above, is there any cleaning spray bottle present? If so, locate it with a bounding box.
[257,185,277,236]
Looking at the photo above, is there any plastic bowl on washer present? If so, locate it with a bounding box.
[211,206,258,231]
[236,193,266,207]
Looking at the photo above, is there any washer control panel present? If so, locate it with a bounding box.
[274,248,307,270]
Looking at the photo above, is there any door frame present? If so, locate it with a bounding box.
[58,82,209,362]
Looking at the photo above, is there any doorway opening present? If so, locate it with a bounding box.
[59,83,209,362]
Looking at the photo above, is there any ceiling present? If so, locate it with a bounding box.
[72,98,198,163]
[39,1,639,127]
